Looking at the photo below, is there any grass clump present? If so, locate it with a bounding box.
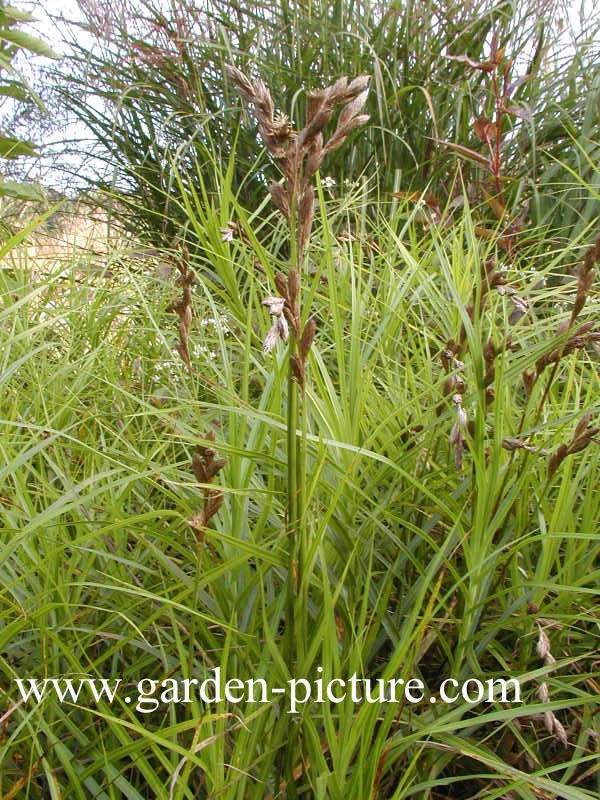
[2,144,599,798]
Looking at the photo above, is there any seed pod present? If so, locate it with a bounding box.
[548,444,568,479]
[288,269,300,306]
[298,185,315,259]
[290,355,305,387]
[269,182,290,220]
[299,318,317,359]
[192,453,208,483]
[274,272,289,300]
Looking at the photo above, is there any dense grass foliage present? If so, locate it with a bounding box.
[1,0,599,796]
[51,0,600,246]
[1,177,599,796]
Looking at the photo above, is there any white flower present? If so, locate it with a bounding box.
[263,323,280,354]
[220,222,237,242]
[261,295,288,354]
[262,295,285,315]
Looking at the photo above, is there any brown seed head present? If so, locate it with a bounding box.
[269,182,291,220]
[287,269,300,306]
[274,272,289,301]
[299,317,317,359]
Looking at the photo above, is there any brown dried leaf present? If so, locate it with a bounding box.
[474,116,494,143]
[441,140,491,168]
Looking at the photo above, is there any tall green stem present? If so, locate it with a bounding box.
[285,199,302,668]
[285,335,299,666]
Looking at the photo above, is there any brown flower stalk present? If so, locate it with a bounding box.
[536,624,569,747]
[226,66,370,701]
[524,236,599,396]
[226,64,370,385]
[502,236,600,482]
[188,430,227,545]
[171,246,194,374]
[547,413,600,479]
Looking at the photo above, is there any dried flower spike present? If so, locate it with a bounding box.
[227,64,369,263]
[171,246,194,373]
[189,432,227,543]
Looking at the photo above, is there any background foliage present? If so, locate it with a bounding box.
[49,0,600,246]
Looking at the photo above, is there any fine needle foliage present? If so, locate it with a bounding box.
[1,1,600,798]
[47,0,600,249]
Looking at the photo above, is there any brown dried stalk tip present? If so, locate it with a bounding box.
[189,432,227,542]
[299,317,317,360]
[274,272,289,301]
[535,625,569,747]
[226,63,369,242]
[442,374,466,397]
[287,269,300,306]
[536,321,600,373]
[522,367,536,397]
[298,185,315,258]
[570,236,600,322]
[268,182,291,220]
[502,437,548,455]
[226,65,293,161]
[170,246,195,373]
[547,413,599,479]
[290,355,305,388]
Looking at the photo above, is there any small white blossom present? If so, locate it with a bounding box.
[262,295,285,316]
[263,323,280,354]
[220,222,237,242]
[261,295,288,354]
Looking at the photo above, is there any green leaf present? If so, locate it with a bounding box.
[0,29,60,59]
[0,80,30,102]
[0,134,38,157]
[0,178,45,200]
[0,6,35,24]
